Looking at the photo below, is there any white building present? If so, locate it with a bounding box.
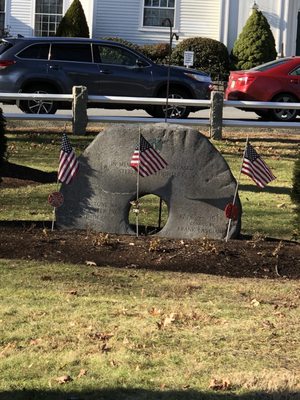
[1,0,300,57]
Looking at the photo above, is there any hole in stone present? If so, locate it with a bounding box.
[129,194,169,235]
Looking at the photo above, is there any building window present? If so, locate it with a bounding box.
[0,0,5,36]
[35,0,63,37]
[143,0,175,27]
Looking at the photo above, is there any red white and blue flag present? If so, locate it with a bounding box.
[58,133,79,184]
[241,142,276,188]
[130,134,168,177]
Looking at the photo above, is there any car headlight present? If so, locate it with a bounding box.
[184,73,212,83]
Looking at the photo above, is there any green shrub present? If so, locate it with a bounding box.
[291,153,300,232]
[139,43,170,64]
[101,37,141,53]
[56,0,89,38]
[0,108,7,175]
[171,37,230,81]
[231,8,277,70]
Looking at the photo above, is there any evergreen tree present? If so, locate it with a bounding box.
[231,8,277,70]
[56,0,89,38]
[0,108,7,180]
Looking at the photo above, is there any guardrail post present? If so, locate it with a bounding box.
[72,86,88,135]
[209,90,224,140]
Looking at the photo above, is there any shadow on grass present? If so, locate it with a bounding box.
[2,161,57,183]
[0,388,299,400]
[238,184,291,195]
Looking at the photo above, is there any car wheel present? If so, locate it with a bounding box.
[149,87,191,119]
[270,94,298,122]
[19,85,58,114]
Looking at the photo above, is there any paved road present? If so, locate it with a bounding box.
[1,103,259,121]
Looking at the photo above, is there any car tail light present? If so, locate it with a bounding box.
[236,76,255,86]
[0,60,16,70]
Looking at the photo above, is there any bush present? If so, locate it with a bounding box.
[170,37,230,81]
[139,43,170,64]
[102,39,169,64]
[291,154,300,233]
[56,0,89,38]
[231,8,277,70]
[101,37,141,53]
[0,108,7,177]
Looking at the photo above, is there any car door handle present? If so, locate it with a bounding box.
[99,69,112,74]
[289,79,299,84]
[49,65,60,70]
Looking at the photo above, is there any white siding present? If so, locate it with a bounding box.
[93,0,144,43]
[179,0,220,40]
[93,0,221,45]
[7,0,34,36]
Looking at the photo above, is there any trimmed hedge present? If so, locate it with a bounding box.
[101,37,141,53]
[139,43,170,64]
[170,37,230,81]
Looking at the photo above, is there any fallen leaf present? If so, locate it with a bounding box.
[101,342,112,353]
[77,369,87,378]
[277,203,286,208]
[149,306,161,316]
[251,298,260,307]
[209,378,231,391]
[157,312,176,329]
[67,290,78,295]
[55,375,73,384]
[85,261,97,266]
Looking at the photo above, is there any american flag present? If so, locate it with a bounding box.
[130,134,167,177]
[241,142,276,188]
[58,133,79,184]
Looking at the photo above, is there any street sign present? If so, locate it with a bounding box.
[184,51,194,67]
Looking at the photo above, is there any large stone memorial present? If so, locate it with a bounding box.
[56,123,241,239]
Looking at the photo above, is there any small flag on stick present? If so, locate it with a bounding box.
[130,134,167,177]
[241,142,276,188]
[58,133,79,184]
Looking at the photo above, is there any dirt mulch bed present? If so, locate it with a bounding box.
[1,177,299,279]
[0,222,299,280]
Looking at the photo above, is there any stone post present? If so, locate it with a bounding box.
[209,90,224,140]
[72,86,88,135]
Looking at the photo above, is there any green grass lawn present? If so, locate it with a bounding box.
[1,127,299,240]
[0,259,299,399]
[0,126,299,399]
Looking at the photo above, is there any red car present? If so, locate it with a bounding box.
[225,57,300,122]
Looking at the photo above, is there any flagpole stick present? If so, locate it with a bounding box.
[136,128,141,238]
[225,136,249,242]
[51,179,60,232]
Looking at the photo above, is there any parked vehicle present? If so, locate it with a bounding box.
[0,36,212,118]
[225,57,300,122]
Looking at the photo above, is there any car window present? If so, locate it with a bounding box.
[290,66,300,76]
[94,45,137,66]
[18,44,50,60]
[251,58,292,72]
[50,44,92,62]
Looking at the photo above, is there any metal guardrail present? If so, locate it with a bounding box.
[1,91,300,135]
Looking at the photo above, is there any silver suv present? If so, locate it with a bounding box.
[0,36,212,118]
